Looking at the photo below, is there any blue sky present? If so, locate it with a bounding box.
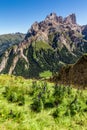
[0,0,87,34]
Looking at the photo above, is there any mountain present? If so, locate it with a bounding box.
[0,33,25,55]
[0,13,87,78]
[51,54,87,88]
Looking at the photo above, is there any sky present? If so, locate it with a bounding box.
[0,0,87,34]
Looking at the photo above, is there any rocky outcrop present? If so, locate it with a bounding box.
[82,25,87,40]
[64,14,76,24]
[0,51,10,72]
[45,13,60,23]
[8,56,19,75]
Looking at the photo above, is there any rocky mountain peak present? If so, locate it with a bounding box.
[45,12,63,24]
[25,13,78,44]
[31,21,39,31]
[64,13,76,24]
[45,13,57,21]
[27,13,77,34]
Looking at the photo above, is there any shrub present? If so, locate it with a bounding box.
[17,94,25,106]
[3,86,25,105]
[8,109,23,121]
[7,91,18,102]
[31,98,44,112]
[30,81,54,112]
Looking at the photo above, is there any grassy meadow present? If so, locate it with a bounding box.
[0,74,87,130]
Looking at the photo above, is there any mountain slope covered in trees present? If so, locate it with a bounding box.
[0,33,25,55]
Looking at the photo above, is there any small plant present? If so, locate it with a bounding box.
[8,109,23,121]
[31,98,44,112]
[3,86,25,105]
[30,81,54,112]
[17,94,25,106]
[7,91,18,102]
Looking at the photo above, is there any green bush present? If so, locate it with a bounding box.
[3,86,25,105]
[7,109,23,121]
[17,94,25,106]
[30,81,54,112]
[31,98,44,112]
[7,91,18,102]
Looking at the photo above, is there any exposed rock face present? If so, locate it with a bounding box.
[82,25,87,40]
[0,51,10,72]
[25,13,84,54]
[45,13,59,23]
[64,14,76,24]
[26,13,80,49]
[0,13,87,78]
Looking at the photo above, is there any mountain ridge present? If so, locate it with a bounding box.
[0,13,87,78]
[0,33,25,55]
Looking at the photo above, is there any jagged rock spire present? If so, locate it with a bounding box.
[64,13,76,24]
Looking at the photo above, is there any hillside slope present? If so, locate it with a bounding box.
[0,33,25,55]
[52,54,87,88]
[0,75,87,130]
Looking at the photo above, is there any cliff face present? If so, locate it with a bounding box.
[0,13,87,78]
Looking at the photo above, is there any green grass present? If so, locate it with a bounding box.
[39,70,52,78]
[0,74,87,130]
[32,41,52,51]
